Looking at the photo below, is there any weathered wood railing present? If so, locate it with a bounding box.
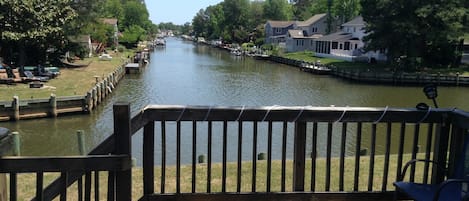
[2,103,469,201]
[135,105,468,201]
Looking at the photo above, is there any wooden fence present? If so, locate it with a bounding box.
[1,104,469,201]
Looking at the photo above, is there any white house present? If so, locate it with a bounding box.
[314,16,387,62]
[285,14,328,52]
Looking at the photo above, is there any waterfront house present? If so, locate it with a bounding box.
[101,18,119,48]
[265,20,296,48]
[314,16,387,62]
[285,13,328,52]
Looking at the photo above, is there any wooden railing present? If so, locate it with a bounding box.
[135,105,467,201]
[2,103,469,201]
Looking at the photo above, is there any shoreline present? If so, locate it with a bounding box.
[268,55,469,86]
[0,58,129,122]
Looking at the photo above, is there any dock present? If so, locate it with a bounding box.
[125,63,141,74]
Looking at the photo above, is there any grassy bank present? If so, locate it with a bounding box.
[0,51,133,101]
[284,51,469,75]
[13,153,427,200]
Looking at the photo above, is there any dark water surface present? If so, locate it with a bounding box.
[1,37,468,165]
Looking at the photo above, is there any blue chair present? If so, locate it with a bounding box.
[394,137,469,201]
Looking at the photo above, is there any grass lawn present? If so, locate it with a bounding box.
[284,51,469,75]
[12,153,427,200]
[0,51,133,101]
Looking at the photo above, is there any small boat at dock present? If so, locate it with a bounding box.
[300,63,331,75]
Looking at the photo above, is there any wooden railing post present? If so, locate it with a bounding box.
[143,121,155,195]
[293,122,307,192]
[113,103,132,201]
[431,115,451,184]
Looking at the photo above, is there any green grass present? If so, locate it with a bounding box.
[284,51,390,70]
[12,153,430,200]
[284,51,469,75]
[0,50,134,101]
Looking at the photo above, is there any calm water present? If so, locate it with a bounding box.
[1,37,468,165]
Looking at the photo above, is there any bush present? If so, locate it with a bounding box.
[117,45,126,53]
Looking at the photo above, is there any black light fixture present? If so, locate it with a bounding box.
[423,84,438,108]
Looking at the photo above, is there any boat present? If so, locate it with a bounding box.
[230,49,243,56]
[253,54,270,60]
[311,66,332,75]
[61,59,92,68]
[155,38,166,46]
[300,62,331,75]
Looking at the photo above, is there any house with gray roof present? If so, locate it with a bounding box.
[285,13,329,52]
[265,20,296,47]
[314,16,387,62]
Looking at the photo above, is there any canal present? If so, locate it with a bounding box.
[1,37,468,165]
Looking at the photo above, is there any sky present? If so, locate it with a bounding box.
[146,0,224,25]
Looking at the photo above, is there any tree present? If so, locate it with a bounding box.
[263,0,292,21]
[291,0,313,20]
[334,0,360,24]
[361,0,467,69]
[119,25,146,47]
[248,1,266,29]
[192,9,209,38]
[103,0,124,20]
[206,4,225,40]
[222,0,250,42]
[121,1,150,29]
[0,0,77,65]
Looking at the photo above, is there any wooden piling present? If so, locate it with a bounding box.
[49,94,58,117]
[76,130,86,155]
[12,96,19,121]
[86,91,93,111]
[11,132,20,156]
[96,85,102,104]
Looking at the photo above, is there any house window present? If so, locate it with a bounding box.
[344,42,350,50]
[339,43,343,49]
[355,44,358,49]
[332,42,338,49]
[353,27,356,32]
[301,40,304,46]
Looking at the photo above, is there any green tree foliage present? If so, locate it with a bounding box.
[103,0,124,20]
[0,0,77,65]
[263,0,292,21]
[361,0,467,68]
[208,5,226,39]
[291,0,313,20]
[86,22,115,46]
[248,1,265,29]
[121,1,150,30]
[309,0,360,23]
[119,25,146,46]
[192,9,209,38]
[223,0,250,42]
[334,0,360,24]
